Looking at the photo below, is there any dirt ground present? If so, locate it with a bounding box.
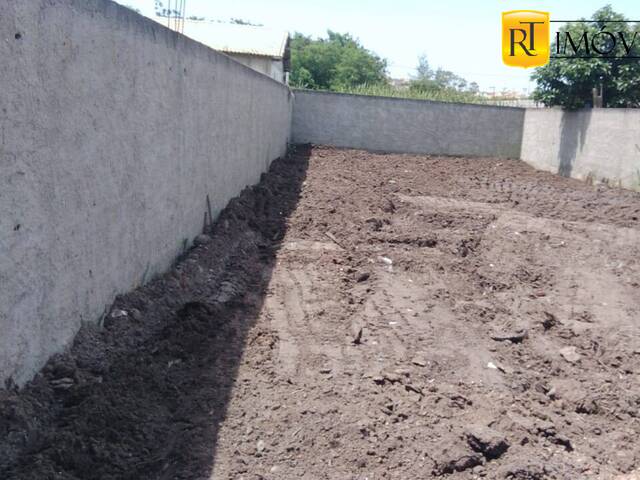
[2,145,640,480]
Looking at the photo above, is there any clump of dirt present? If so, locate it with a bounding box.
[2,145,640,479]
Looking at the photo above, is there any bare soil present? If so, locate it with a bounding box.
[2,145,640,480]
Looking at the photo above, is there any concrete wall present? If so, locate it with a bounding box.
[292,90,524,158]
[292,90,639,189]
[0,0,292,386]
[521,109,640,188]
[229,54,285,83]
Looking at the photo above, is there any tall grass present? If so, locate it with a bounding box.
[330,83,491,105]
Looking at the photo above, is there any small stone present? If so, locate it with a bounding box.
[378,256,393,265]
[193,234,212,246]
[536,420,556,436]
[50,377,75,390]
[542,311,558,330]
[256,439,266,454]
[412,357,428,367]
[490,328,528,344]
[497,362,513,374]
[576,398,599,415]
[365,217,384,231]
[381,198,396,213]
[351,322,364,345]
[382,371,402,383]
[110,309,128,318]
[559,346,581,363]
[405,384,423,395]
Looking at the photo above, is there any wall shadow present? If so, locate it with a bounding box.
[557,109,592,178]
[0,146,311,479]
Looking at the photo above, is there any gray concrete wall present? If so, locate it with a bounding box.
[0,0,292,386]
[521,108,640,188]
[292,90,524,158]
[229,54,285,84]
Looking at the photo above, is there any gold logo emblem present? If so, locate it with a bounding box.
[502,10,550,68]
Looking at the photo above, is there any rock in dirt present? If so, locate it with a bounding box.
[542,311,558,330]
[110,309,128,318]
[486,361,512,373]
[575,397,599,415]
[405,384,423,395]
[382,371,402,383]
[350,322,364,345]
[381,197,396,213]
[365,217,384,231]
[432,444,483,475]
[104,308,129,328]
[559,346,581,363]
[256,439,266,455]
[378,256,393,266]
[130,308,142,321]
[356,271,370,282]
[465,425,509,460]
[50,377,75,390]
[412,356,428,367]
[490,328,528,344]
[193,234,212,246]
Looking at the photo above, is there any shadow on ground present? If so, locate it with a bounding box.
[0,146,311,480]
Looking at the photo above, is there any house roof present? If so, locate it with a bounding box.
[177,20,289,58]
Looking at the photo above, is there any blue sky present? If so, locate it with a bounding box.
[116,0,639,93]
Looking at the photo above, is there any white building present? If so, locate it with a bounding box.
[175,20,291,84]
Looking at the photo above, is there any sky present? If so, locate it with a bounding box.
[115,0,639,94]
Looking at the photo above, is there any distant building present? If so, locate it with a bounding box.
[389,78,411,90]
[168,20,291,84]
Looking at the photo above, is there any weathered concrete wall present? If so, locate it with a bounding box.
[292,90,640,189]
[521,108,640,188]
[0,0,292,386]
[292,90,524,158]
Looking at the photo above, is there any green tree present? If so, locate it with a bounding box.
[290,31,388,90]
[532,5,640,108]
[409,54,480,97]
